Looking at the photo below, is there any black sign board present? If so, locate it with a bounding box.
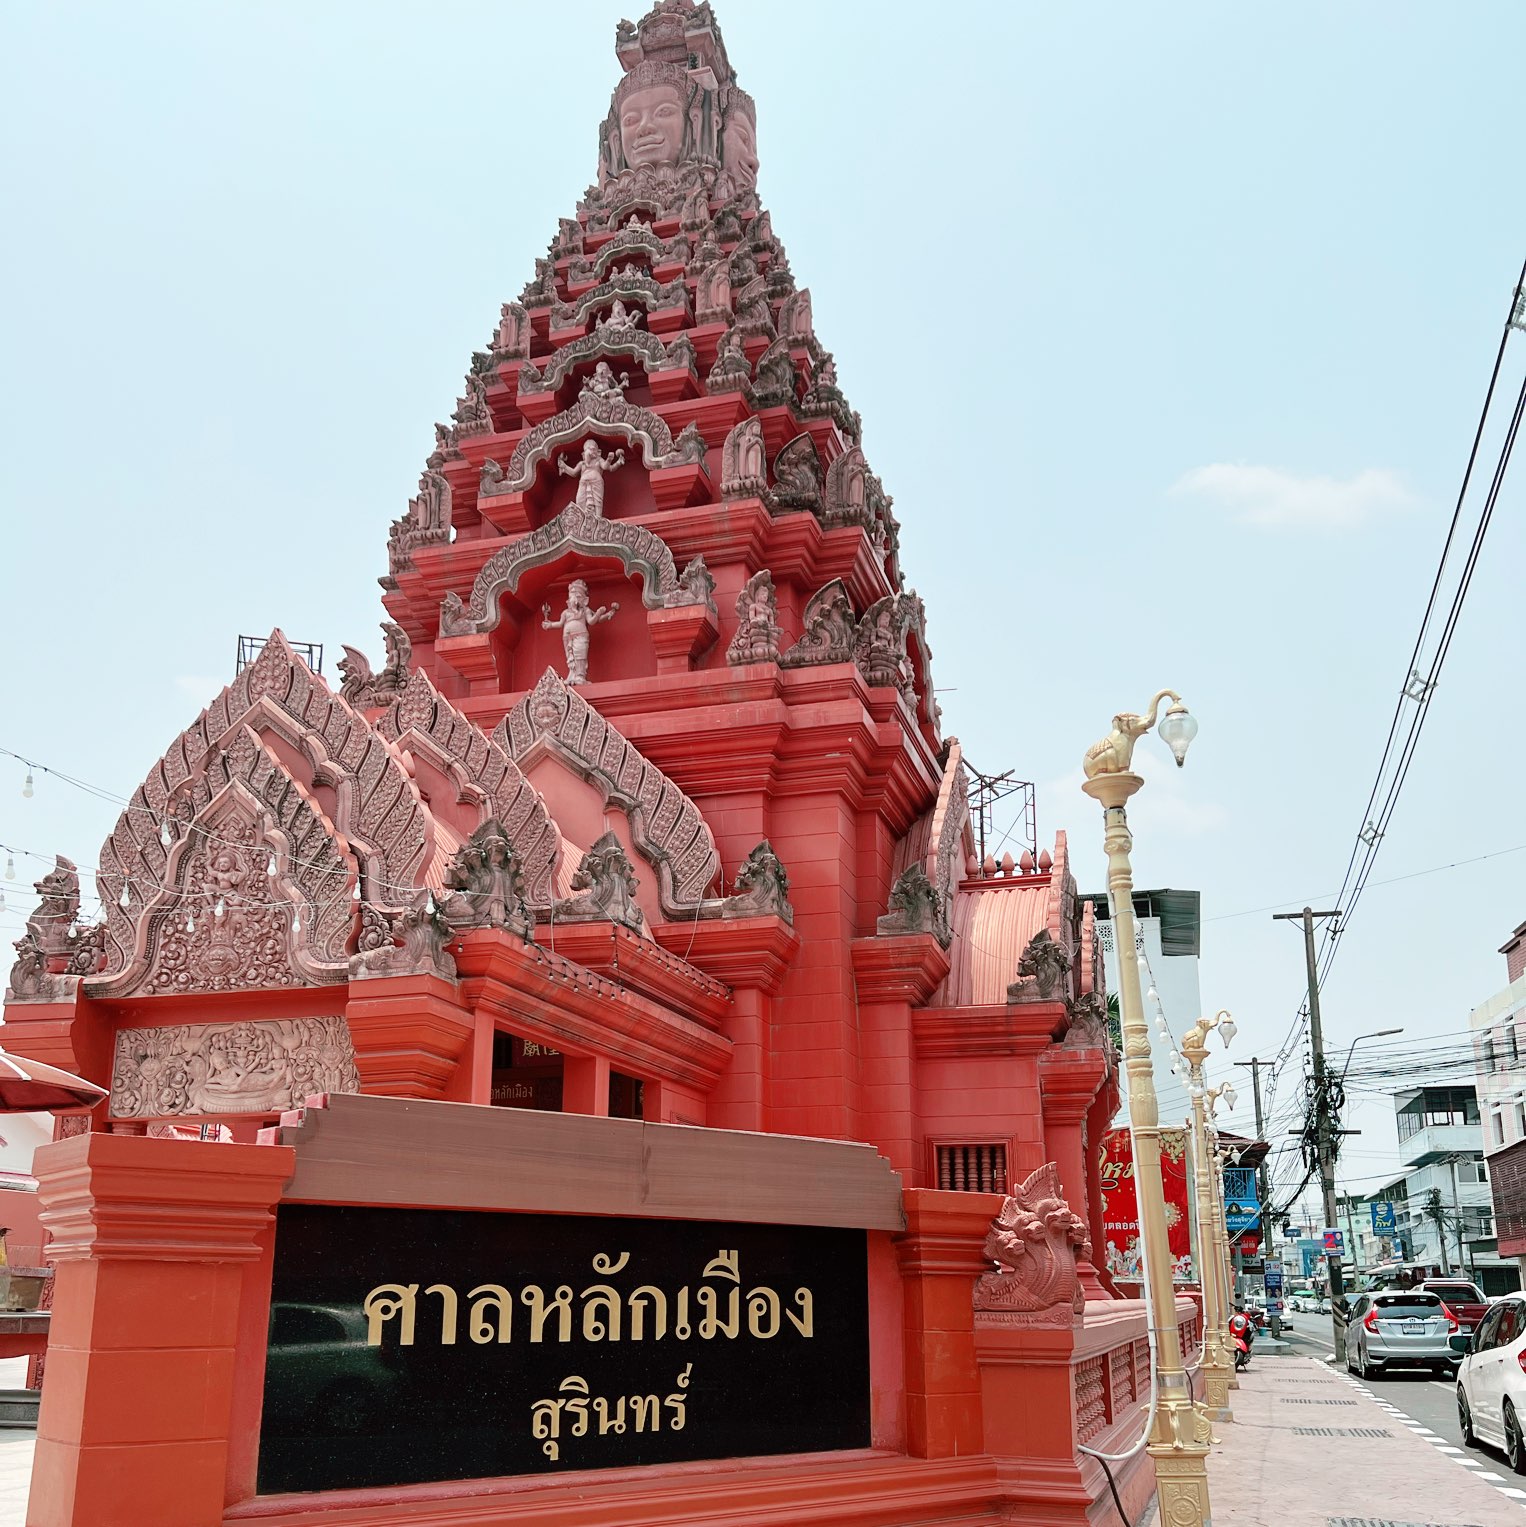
[257,1203,870,1494]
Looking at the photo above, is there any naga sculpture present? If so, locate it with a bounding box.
[439,819,532,938]
[1006,928,1072,1005]
[973,1163,1089,1325]
[721,841,793,924]
[553,831,645,934]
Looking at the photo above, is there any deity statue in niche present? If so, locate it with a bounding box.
[542,580,619,687]
[558,438,626,516]
[582,360,629,403]
[616,64,689,169]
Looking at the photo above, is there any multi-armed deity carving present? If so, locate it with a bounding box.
[554,831,645,934]
[558,437,626,516]
[726,570,780,665]
[974,1163,1090,1326]
[720,841,793,924]
[542,580,619,687]
[110,1016,360,1120]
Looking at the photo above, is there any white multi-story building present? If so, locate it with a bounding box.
[1379,1085,1513,1294]
[1470,920,1526,1284]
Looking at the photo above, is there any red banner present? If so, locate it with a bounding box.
[1098,1127,1194,1284]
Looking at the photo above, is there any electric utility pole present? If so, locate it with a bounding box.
[1233,1055,1278,1338]
[1274,908,1347,1360]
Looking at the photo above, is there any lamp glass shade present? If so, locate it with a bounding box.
[1159,706,1199,766]
[1222,1083,1238,1109]
[1219,1017,1238,1045]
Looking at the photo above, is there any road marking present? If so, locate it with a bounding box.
[1499,1487,1526,1498]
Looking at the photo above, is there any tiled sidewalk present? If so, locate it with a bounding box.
[1204,1353,1526,1525]
[0,1431,32,1527]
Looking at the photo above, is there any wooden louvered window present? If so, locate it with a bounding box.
[936,1142,1007,1193]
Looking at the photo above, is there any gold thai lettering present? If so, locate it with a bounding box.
[696,1253,740,1341]
[786,1287,814,1337]
[468,1283,513,1343]
[522,1283,574,1342]
[628,1284,666,1340]
[363,1283,418,1345]
[361,1251,818,1349]
[534,1368,692,1462]
[423,1283,458,1345]
[747,1286,780,1338]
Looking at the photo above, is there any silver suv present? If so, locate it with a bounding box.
[1346,1289,1461,1379]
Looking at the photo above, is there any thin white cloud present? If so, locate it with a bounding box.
[1170,463,1413,530]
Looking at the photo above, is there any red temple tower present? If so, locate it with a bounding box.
[5,7,1191,1524]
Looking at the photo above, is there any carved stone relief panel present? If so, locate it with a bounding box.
[109,1016,360,1120]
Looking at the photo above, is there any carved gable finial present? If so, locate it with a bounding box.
[553,831,645,934]
[974,1163,1088,1326]
[439,818,532,938]
[721,840,792,924]
[1006,928,1071,1005]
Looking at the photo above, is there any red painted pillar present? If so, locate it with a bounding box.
[895,1189,993,1459]
[1039,1048,1110,1301]
[27,1133,293,1527]
[562,1052,611,1115]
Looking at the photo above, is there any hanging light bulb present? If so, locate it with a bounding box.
[213,897,226,920]
[0,890,6,913]
[3,855,13,881]
[292,908,302,934]
[352,880,361,902]
[1154,1015,1168,1034]
[160,820,173,848]
[21,771,34,799]
[183,910,195,934]
[267,851,278,877]
[1219,1016,1238,1046]
[118,881,130,909]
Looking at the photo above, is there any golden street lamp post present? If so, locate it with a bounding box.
[1082,692,1211,1527]
[1180,1012,1238,1418]
[1206,1094,1240,1388]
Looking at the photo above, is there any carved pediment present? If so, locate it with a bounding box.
[375,670,560,905]
[498,390,698,495]
[495,671,721,916]
[444,504,682,636]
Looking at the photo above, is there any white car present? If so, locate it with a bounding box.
[1455,1293,1526,1472]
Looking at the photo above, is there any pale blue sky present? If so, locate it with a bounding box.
[3,2,1523,1208]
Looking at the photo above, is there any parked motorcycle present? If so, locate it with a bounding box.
[1229,1307,1255,1372]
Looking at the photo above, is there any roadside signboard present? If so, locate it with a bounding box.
[1321,1227,1345,1256]
[1263,1262,1284,1314]
[1370,1201,1397,1235]
[1098,1128,1194,1284]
